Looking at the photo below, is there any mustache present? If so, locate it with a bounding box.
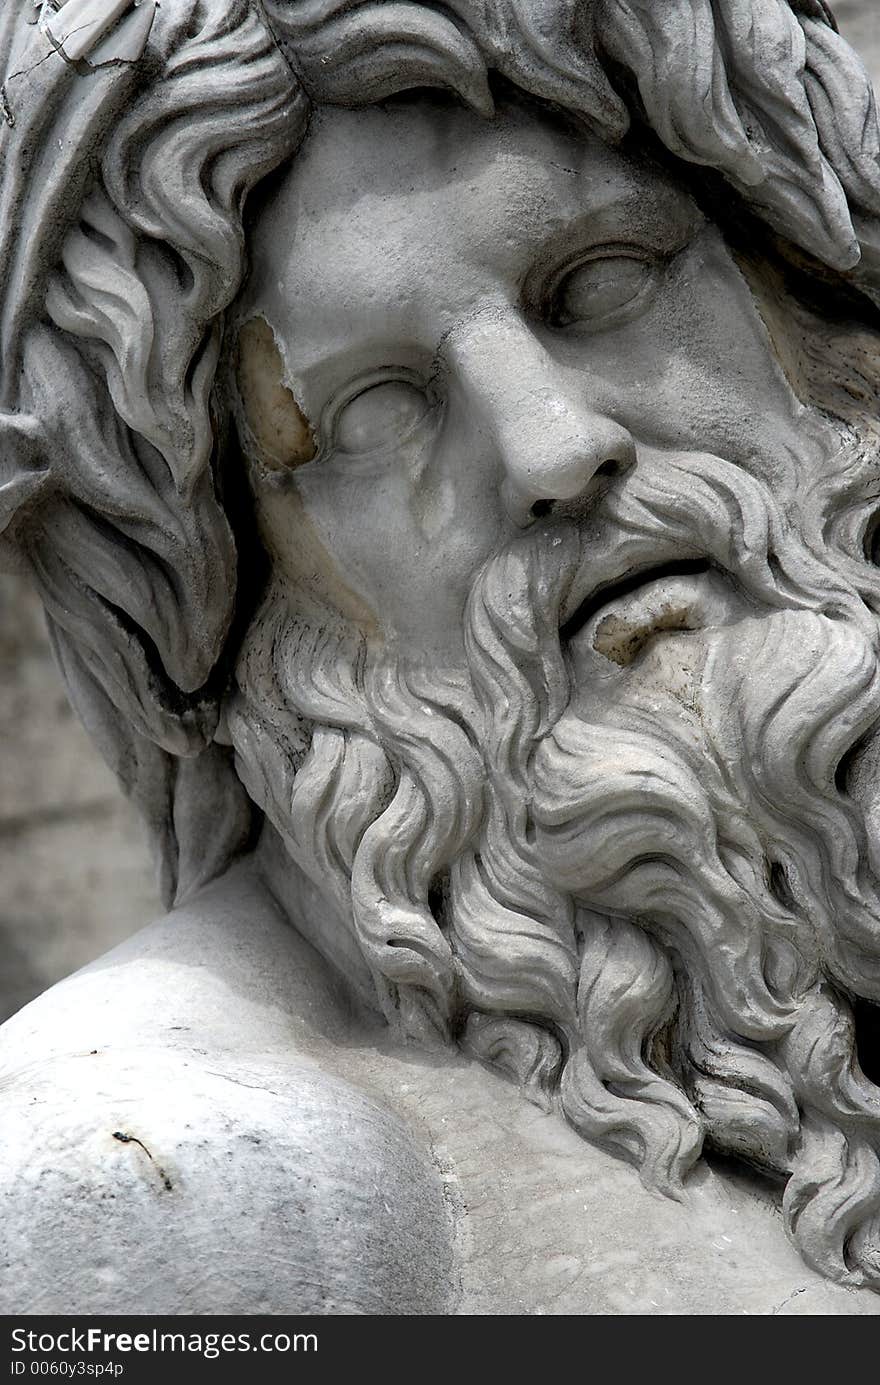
[471,440,878,669]
[461,438,880,844]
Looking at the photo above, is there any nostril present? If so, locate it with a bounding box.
[530,499,554,520]
[594,457,624,480]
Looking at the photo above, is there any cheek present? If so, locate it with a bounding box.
[253,479,379,631]
[566,232,813,471]
[651,244,801,448]
[254,421,507,657]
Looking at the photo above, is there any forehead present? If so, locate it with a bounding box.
[240,97,694,392]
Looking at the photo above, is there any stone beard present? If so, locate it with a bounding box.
[231,381,880,1290]
[5,0,880,1305]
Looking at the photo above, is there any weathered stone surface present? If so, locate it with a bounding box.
[4,0,880,1317]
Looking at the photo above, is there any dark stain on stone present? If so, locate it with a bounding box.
[112,1130,174,1191]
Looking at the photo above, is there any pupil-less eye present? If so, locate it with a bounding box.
[554,255,654,326]
[336,380,430,454]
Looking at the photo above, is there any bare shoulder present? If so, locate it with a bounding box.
[0,1046,455,1314]
[0,857,358,1060]
[0,864,455,1314]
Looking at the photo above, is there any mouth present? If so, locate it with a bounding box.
[560,558,748,667]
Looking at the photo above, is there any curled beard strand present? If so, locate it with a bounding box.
[560,913,704,1199]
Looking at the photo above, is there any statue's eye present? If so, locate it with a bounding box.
[552,254,657,328]
[335,379,431,454]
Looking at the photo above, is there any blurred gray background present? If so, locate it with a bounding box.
[1,1,878,1024]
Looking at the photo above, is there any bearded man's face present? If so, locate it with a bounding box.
[227,94,880,1285]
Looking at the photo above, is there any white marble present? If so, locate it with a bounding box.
[3,0,880,1314]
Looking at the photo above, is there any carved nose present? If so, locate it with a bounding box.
[498,393,636,527]
[445,312,636,527]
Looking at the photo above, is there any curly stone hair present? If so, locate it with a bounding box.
[0,0,876,898]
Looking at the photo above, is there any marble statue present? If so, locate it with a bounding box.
[3,0,880,1315]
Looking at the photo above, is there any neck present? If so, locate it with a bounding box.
[253,821,379,1013]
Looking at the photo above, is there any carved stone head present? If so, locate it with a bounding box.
[4,0,880,1290]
